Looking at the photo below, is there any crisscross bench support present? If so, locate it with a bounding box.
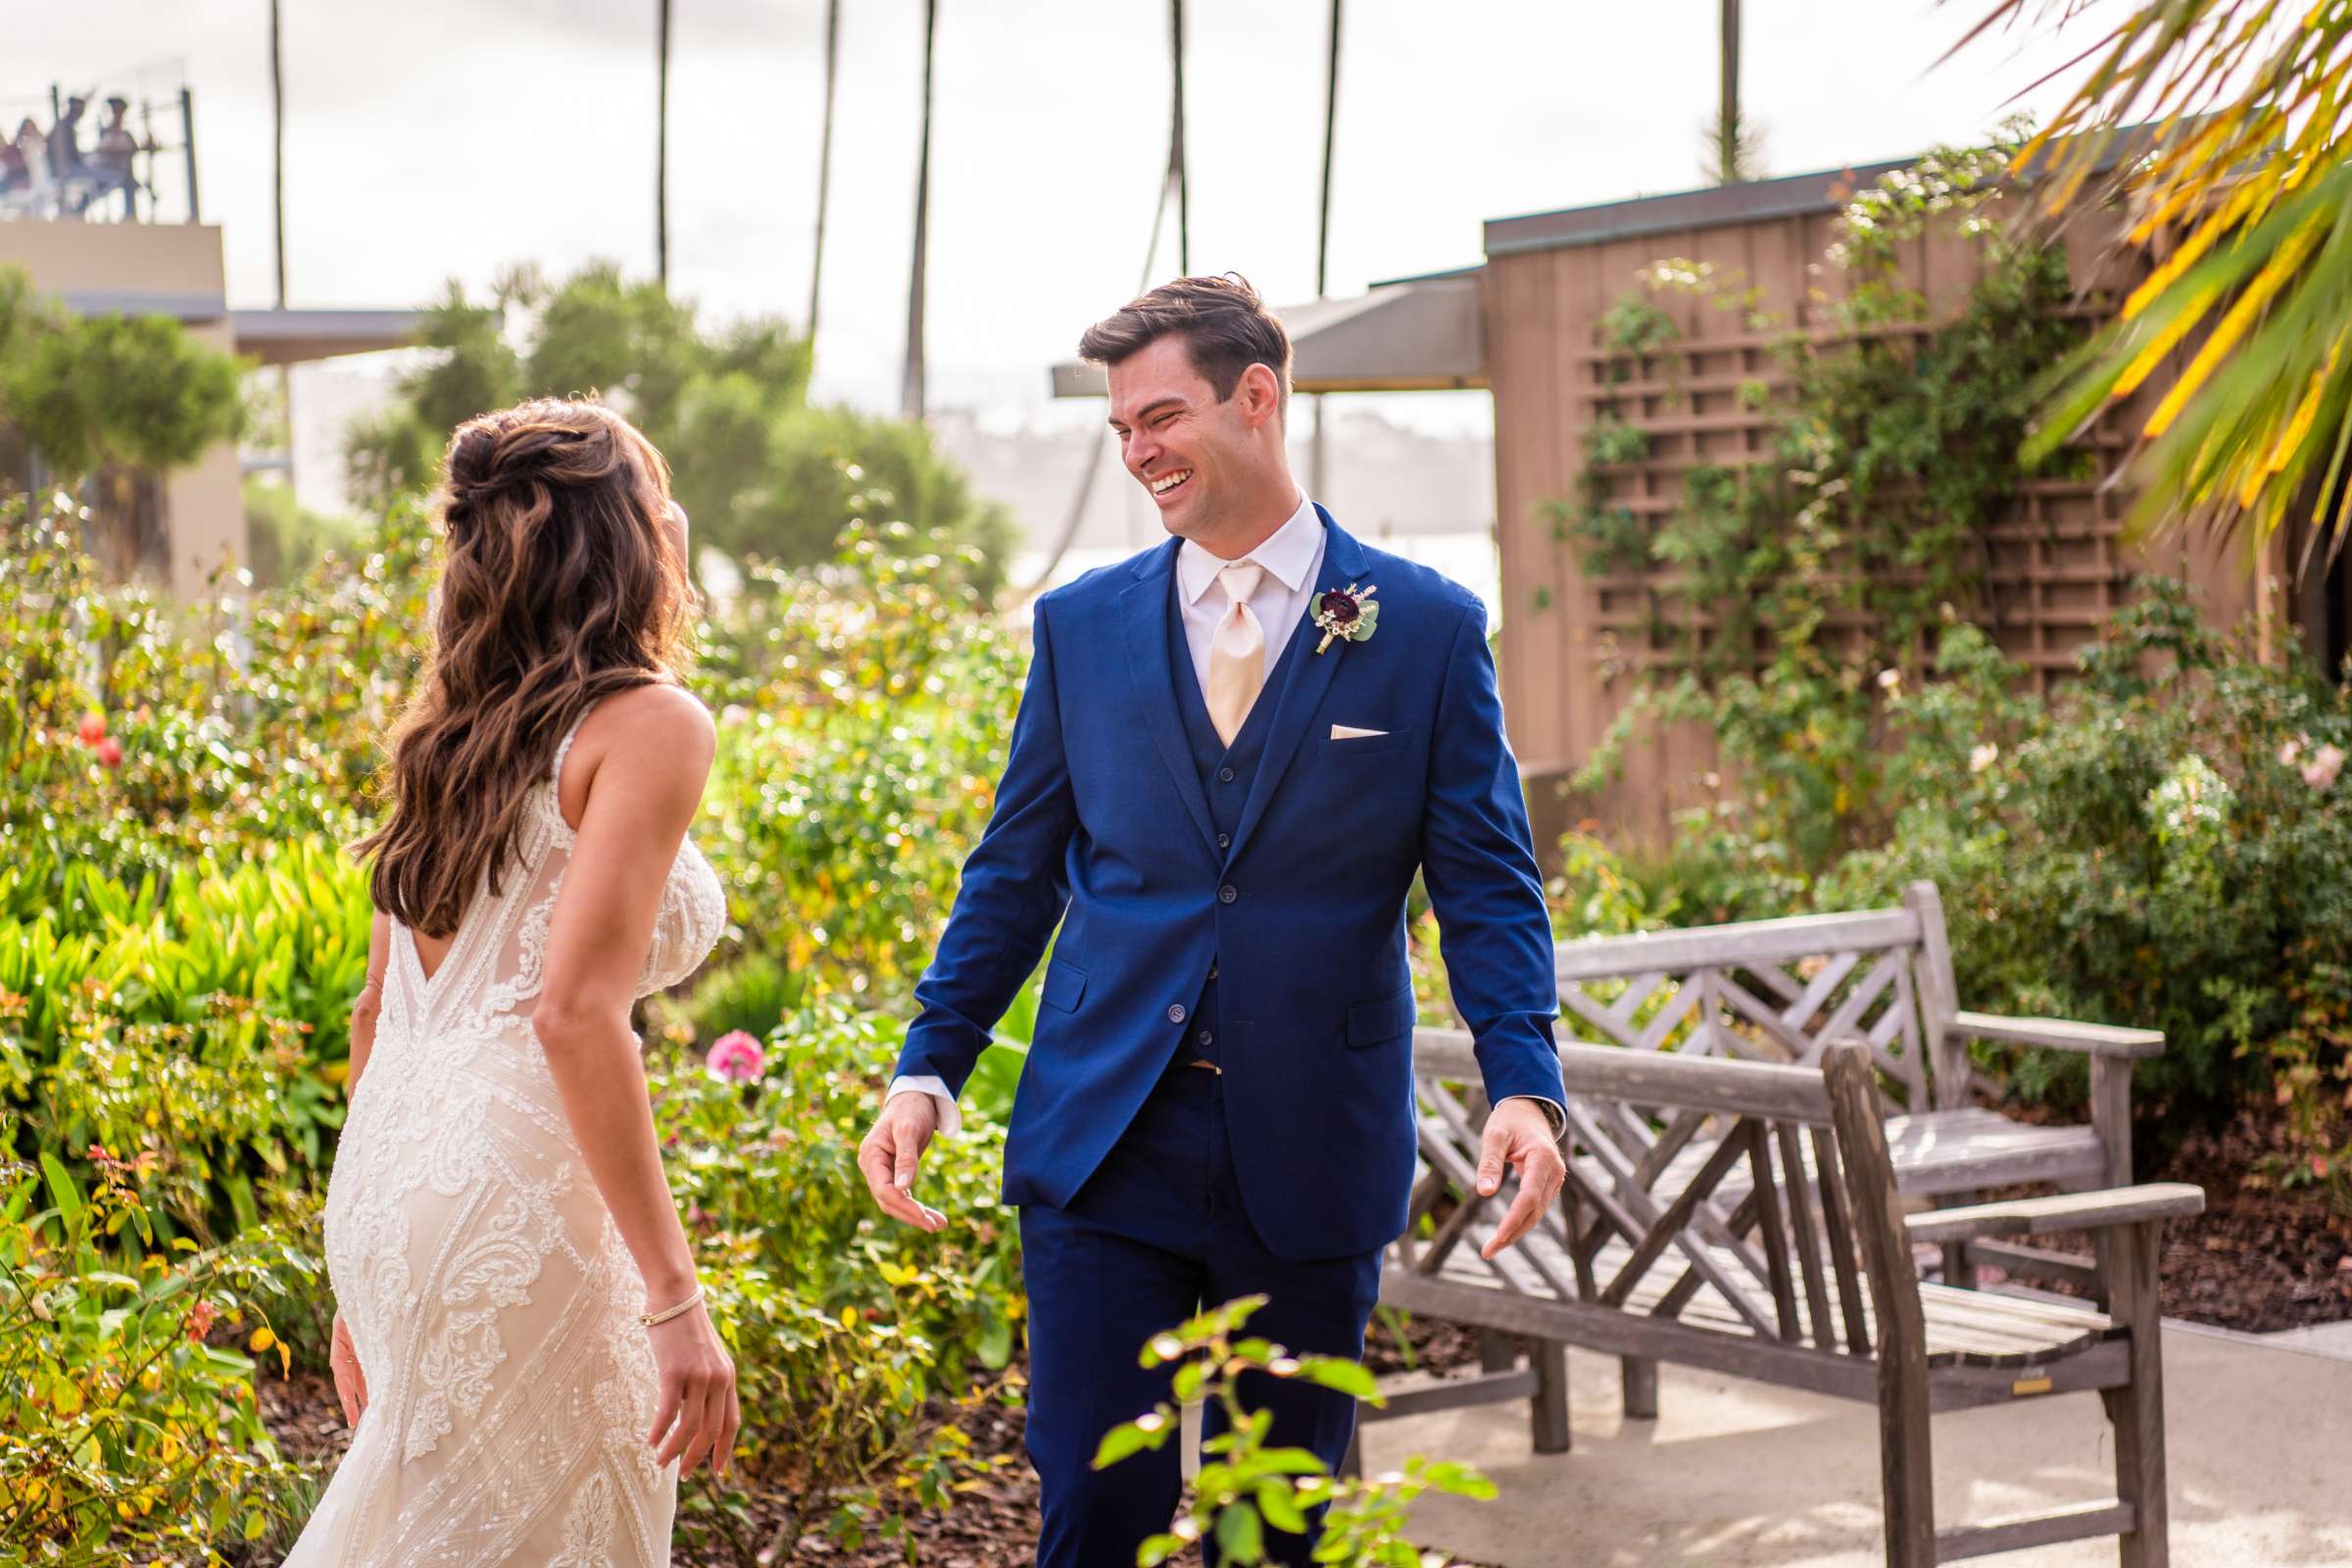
[1541,880,2159,1416]
[1364,1037,2200,1566]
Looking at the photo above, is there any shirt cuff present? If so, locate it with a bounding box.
[886,1074,962,1139]
[1499,1094,1567,1141]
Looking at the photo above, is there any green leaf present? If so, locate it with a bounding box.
[1091,1411,1172,1470]
[1256,1481,1309,1534]
[1214,1503,1264,1563]
[39,1152,82,1232]
[1295,1356,1378,1398]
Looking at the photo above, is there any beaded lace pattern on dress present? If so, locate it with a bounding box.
[285,699,724,1568]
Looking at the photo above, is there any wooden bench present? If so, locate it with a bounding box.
[1543,879,2161,1416]
[1366,1038,2201,1566]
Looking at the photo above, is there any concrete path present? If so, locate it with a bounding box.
[1371,1325,2352,1567]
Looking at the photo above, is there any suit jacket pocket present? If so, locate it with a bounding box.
[1040,957,1089,1013]
[1321,727,1413,759]
[1346,986,1418,1049]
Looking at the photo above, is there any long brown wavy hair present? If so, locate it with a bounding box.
[353,397,697,938]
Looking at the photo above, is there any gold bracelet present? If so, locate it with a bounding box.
[638,1286,704,1328]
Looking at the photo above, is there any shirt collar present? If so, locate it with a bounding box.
[1176,492,1321,606]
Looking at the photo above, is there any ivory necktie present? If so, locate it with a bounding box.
[1203,562,1266,747]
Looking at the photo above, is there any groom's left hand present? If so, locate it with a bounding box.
[1475,1099,1567,1259]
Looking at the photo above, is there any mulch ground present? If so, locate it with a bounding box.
[251,1118,2347,1564]
[1979,1106,2352,1331]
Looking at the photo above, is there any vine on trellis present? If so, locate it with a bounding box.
[1548,124,2093,685]
[1554,122,2105,870]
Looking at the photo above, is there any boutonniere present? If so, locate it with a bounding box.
[1309,583,1379,655]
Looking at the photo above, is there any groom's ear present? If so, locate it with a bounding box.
[1233,361,1286,430]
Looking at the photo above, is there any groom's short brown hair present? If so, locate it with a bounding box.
[1078,274,1292,411]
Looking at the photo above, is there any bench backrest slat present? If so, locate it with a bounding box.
[1402,1037,1911,1369]
[1548,879,1971,1113]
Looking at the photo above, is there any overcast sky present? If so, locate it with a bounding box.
[21,1,2099,430]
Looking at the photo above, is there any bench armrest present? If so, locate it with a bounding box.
[1948,1009,2165,1059]
[1904,1183,2204,1246]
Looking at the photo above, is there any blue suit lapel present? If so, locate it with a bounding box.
[1117,541,1220,858]
[1222,507,1370,870]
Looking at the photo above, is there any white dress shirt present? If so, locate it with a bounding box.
[887,493,1564,1142]
[1174,490,1326,691]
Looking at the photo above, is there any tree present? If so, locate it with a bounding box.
[1948,0,2352,566]
[342,263,1011,586]
[1701,0,1762,184]
[0,270,244,480]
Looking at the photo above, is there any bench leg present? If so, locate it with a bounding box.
[1479,1328,1518,1374]
[1925,1197,1979,1291]
[1620,1356,1657,1420]
[1878,1326,1936,1566]
[1531,1338,1571,1454]
[2100,1221,2169,1568]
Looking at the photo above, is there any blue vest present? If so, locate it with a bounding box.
[1165,576,1309,1071]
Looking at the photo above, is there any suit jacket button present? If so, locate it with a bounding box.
[1218,766,1236,783]
[1216,833,1231,849]
[1218,885,1238,905]
[1167,1004,1187,1024]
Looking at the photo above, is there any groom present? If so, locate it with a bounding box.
[858,274,1567,1566]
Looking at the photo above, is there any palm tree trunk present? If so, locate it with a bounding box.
[902,0,937,421]
[657,0,672,285]
[1312,0,1341,499]
[808,0,841,342]
[270,0,287,305]
[1718,0,1740,184]
[1170,0,1188,273]
[271,0,294,511]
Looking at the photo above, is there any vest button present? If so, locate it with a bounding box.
[1167,1004,1187,1024]
[1207,964,1219,981]
[1216,833,1231,849]
[1197,1029,1214,1047]
[1218,885,1238,905]
[1218,766,1236,783]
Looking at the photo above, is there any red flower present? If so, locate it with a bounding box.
[1316,589,1361,626]
[185,1298,218,1343]
[77,710,107,746]
[95,737,123,768]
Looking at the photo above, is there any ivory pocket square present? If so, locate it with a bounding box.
[1330,724,1389,740]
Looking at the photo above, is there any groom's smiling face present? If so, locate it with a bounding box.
[1105,335,1286,552]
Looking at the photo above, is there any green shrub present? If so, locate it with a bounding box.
[646,1005,1025,1559]
[691,523,1027,1000]
[1821,586,2352,1177]
[1094,1296,1494,1567]
[0,1135,316,1565]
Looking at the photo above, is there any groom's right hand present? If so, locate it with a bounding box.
[858,1093,948,1232]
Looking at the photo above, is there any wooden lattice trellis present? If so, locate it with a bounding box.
[1573,301,2143,693]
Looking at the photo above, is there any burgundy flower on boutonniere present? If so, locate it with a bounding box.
[1309,583,1379,655]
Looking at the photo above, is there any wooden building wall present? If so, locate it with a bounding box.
[1486,196,2270,850]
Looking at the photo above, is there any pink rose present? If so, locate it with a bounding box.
[2303,744,2344,791]
[706,1030,767,1083]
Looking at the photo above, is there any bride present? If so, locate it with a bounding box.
[285,397,738,1566]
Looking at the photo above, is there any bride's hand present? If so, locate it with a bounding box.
[329,1309,368,1427]
[646,1298,739,1477]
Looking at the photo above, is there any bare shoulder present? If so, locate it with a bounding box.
[561,683,715,828]
[596,681,715,759]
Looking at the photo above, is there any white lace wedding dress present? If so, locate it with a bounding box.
[286,701,726,1567]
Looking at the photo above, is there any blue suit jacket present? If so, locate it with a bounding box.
[894,509,1564,1260]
